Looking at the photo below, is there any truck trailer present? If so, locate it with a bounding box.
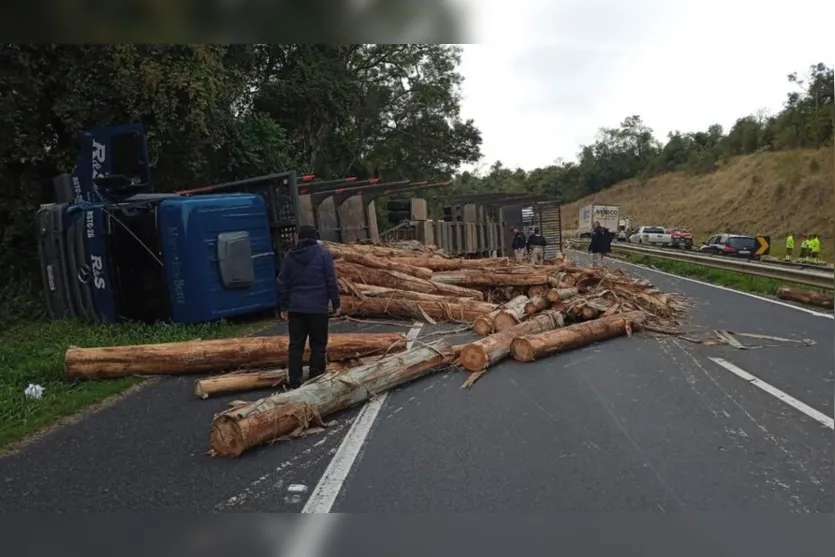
[578,204,619,238]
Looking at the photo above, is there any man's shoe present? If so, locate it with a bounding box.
[287,379,302,390]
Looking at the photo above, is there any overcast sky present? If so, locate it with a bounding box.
[452,0,833,172]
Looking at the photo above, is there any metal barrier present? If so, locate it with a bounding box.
[570,241,834,290]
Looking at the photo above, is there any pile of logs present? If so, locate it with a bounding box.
[62,240,689,458]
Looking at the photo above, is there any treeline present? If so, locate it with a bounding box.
[0,44,482,321]
[452,62,834,202]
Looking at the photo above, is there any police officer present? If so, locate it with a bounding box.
[799,235,809,262]
[526,227,547,265]
[511,226,527,262]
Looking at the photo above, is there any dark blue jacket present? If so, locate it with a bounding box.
[276,239,340,314]
[588,226,612,254]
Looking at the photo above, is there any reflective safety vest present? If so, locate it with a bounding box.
[811,238,821,252]
[801,239,809,249]
[785,235,794,249]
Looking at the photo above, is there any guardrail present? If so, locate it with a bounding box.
[569,240,834,290]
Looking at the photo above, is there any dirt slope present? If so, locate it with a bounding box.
[561,148,833,243]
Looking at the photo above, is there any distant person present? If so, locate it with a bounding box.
[526,227,547,265]
[784,233,794,261]
[799,235,809,262]
[276,225,341,389]
[810,234,821,264]
[588,220,612,266]
[511,226,527,262]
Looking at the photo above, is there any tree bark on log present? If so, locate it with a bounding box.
[524,296,551,314]
[776,287,834,309]
[472,295,529,336]
[65,333,407,379]
[326,245,434,279]
[430,271,550,287]
[510,311,646,362]
[341,296,494,323]
[460,310,565,372]
[324,241,430,259]
[493,298,534,331]
[388,256,510,271]
[335,260,484,300]
[209,339,456,457]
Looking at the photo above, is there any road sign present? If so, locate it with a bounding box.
[755,235,770,256]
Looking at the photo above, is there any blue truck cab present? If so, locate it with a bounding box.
[37,124,290,324]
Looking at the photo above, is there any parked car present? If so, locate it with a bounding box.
[698,234,759,259]
[629,226,672,247]
[668,228,694,250]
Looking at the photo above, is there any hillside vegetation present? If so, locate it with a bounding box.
[562,147,833,241]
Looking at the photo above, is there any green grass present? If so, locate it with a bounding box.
[623,254,827,297]
[0,317,271,450]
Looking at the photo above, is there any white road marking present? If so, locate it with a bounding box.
[301,321,424,513]
[708,357,834,430]
[568,250,833,320]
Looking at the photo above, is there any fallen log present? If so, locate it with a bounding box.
[460,310,565,372]
[65,333,407,379]
[472,295,529,336]
[341,296,491,323]
[546,287,579,302]
[325,241,428,259]
[193,357,382,399]
[524,296,551,314]
[493,297,534,331]
[339,282,496,310]
[326,245,434,280]
[776,287,834,309]
[510,311,647,362]
[430,270,550,287]
[388,256,510,271]
[336,260,484,300]
[209,339,456,456]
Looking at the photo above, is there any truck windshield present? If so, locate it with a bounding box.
[106,203,172,322]
[644,227,665,234]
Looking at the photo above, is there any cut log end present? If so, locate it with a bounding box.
[459,344,489,372]
[494,311,521,332]
[509,338,535,362]
[209,416,245,458]
[472,316,494,336]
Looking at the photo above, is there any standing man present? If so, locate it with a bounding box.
[810,234,821,264]
[526,227,547,265]
[276,225,341,389]
[784,233,794,261]
[511,226,527,262]
[799,235,809,262]
[588,220,612,266]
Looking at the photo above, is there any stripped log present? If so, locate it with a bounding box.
[335,260,483,300]
[209,339,456,457]
[430,270,550,287]
[777,287,834,309]
[341,296,494,323]
[326,245,434,280]
[510,311,646,362]
[64,333,406,379]
[524,296,551,314]
[389,256,510,271]
[460,310,565,373]
[546,287,579,302]
[493,297,534,331]
[472,295,529,336]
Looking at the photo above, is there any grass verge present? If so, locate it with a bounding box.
[0,317,271,450]
[622,253,829,297]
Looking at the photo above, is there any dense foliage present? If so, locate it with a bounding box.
[0,44,482,322]
[451,63,834,201]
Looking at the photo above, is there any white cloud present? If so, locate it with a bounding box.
[455,0,834,171]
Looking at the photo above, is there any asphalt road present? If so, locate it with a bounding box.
[1,253,832,520]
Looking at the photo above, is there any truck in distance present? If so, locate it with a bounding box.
[578,204,619,238]
[629,226,672,247]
